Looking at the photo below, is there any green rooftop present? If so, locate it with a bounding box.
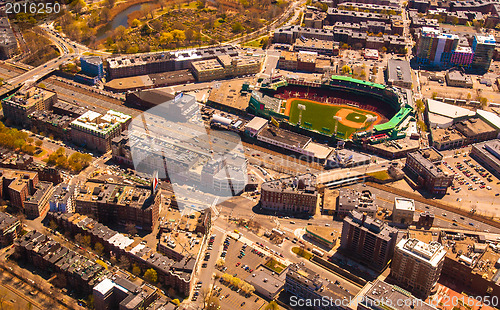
[374,106,412,132]
[331,75,386,90]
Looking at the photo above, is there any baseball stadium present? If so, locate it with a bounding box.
[248,75,414,143]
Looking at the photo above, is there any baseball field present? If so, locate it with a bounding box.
[285,98,382,139]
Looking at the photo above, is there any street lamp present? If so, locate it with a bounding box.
[297,104,306,126]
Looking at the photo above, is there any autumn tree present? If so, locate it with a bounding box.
[144,268,158,283]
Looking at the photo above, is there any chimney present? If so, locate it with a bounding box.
[362,212,367,226]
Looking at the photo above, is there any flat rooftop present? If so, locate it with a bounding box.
[397,238,447,266]
[258,126,311,149]
[207,79,253,110]
[394,197,415,211]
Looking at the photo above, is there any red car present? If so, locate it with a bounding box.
[236,262,241,267]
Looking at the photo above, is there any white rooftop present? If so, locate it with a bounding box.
[303,142,333,160]
[397,238,447,267]
[427,99,475,119]
[94,278,115,295]
[108,233,134,250]
[476,109,500,130]
[394,197,415,211]
[245,116,268,131]
[71,110,131,135]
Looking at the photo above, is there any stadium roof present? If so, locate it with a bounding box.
[427,99,475,119]
[330,75,386,90]
[374,106,412,132]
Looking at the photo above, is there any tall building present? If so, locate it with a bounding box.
[390,238,447,298]
[340,210,399,271]
[472,34,496,72]
[70,110,131,152]
[80,56,104,79]
[416,27,459,67]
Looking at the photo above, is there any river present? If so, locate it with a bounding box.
[95,3,145,41]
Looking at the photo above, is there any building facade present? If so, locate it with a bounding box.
[340,210,398,271]
[391,238,447,298]
[260,174,318,215]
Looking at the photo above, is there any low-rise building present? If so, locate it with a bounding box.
[0,212,20,247]
[470,139,500,178]
[454,117,498,145]
[278,51,318,72]
[1,87,57,126]
[430,127,465,150]
[191,55,261,82]
[336,188,376,219]
[392,197,415,225]
[445,70,473,88]
[438,233,500,298]
[405,149,454,194]
[293,37,335,55]
[355,279,437,310]
[15,230,111,294]
[245,265,287,299]
[49,183,75,213]
[325,149,371,168]
[0,17,18,59]
[24,181,53,219]
[75,180,160,231]
[0,169,39,210]
[93,277,158,310]
[260,174,318,215]
[305,225,339,248]
[386,59,412,89]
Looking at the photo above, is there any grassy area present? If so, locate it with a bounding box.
[242,38,264,48]
[292,247,313,260]
[288,99,377,139]
[367,170,392,181]
[264,258,287,274]
[182,1,199,9]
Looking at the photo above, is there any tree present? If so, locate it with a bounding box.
[49,220,58,231]
[479,96,488,108]
[341,65,351,74]
[416,99,425,113]
[144,268,158,283]
[216,258,225,268]
[266,301,279,310]
[94,242,104,256]
[232,22,244,33]
[172,299,180,305]
[35,139,43,147]
[132,264,141,276]
[431,92,438,99]
[206,295,220,310]
[119,256,130,269]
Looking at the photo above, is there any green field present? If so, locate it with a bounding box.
[287,99,376,139]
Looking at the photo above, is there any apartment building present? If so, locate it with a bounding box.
[340,210,399,271]
[391,238,447,298]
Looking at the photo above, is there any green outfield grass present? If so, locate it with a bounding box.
[287,99,376,139]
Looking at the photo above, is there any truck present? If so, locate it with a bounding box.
[312,248,324,257]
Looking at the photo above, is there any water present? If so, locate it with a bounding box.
[95,3,144,41]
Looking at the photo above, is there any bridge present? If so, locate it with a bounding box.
[0,53,75,98]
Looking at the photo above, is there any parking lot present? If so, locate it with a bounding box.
[439,152,500,220]
[212,236,270,310]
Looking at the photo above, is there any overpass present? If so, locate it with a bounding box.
[0,53,75,98]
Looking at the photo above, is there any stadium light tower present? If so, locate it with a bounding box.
[297,104,306,126]
[333,116,342,136]
[365,116,378,135]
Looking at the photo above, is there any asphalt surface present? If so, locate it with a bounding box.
[348,183,500,233]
